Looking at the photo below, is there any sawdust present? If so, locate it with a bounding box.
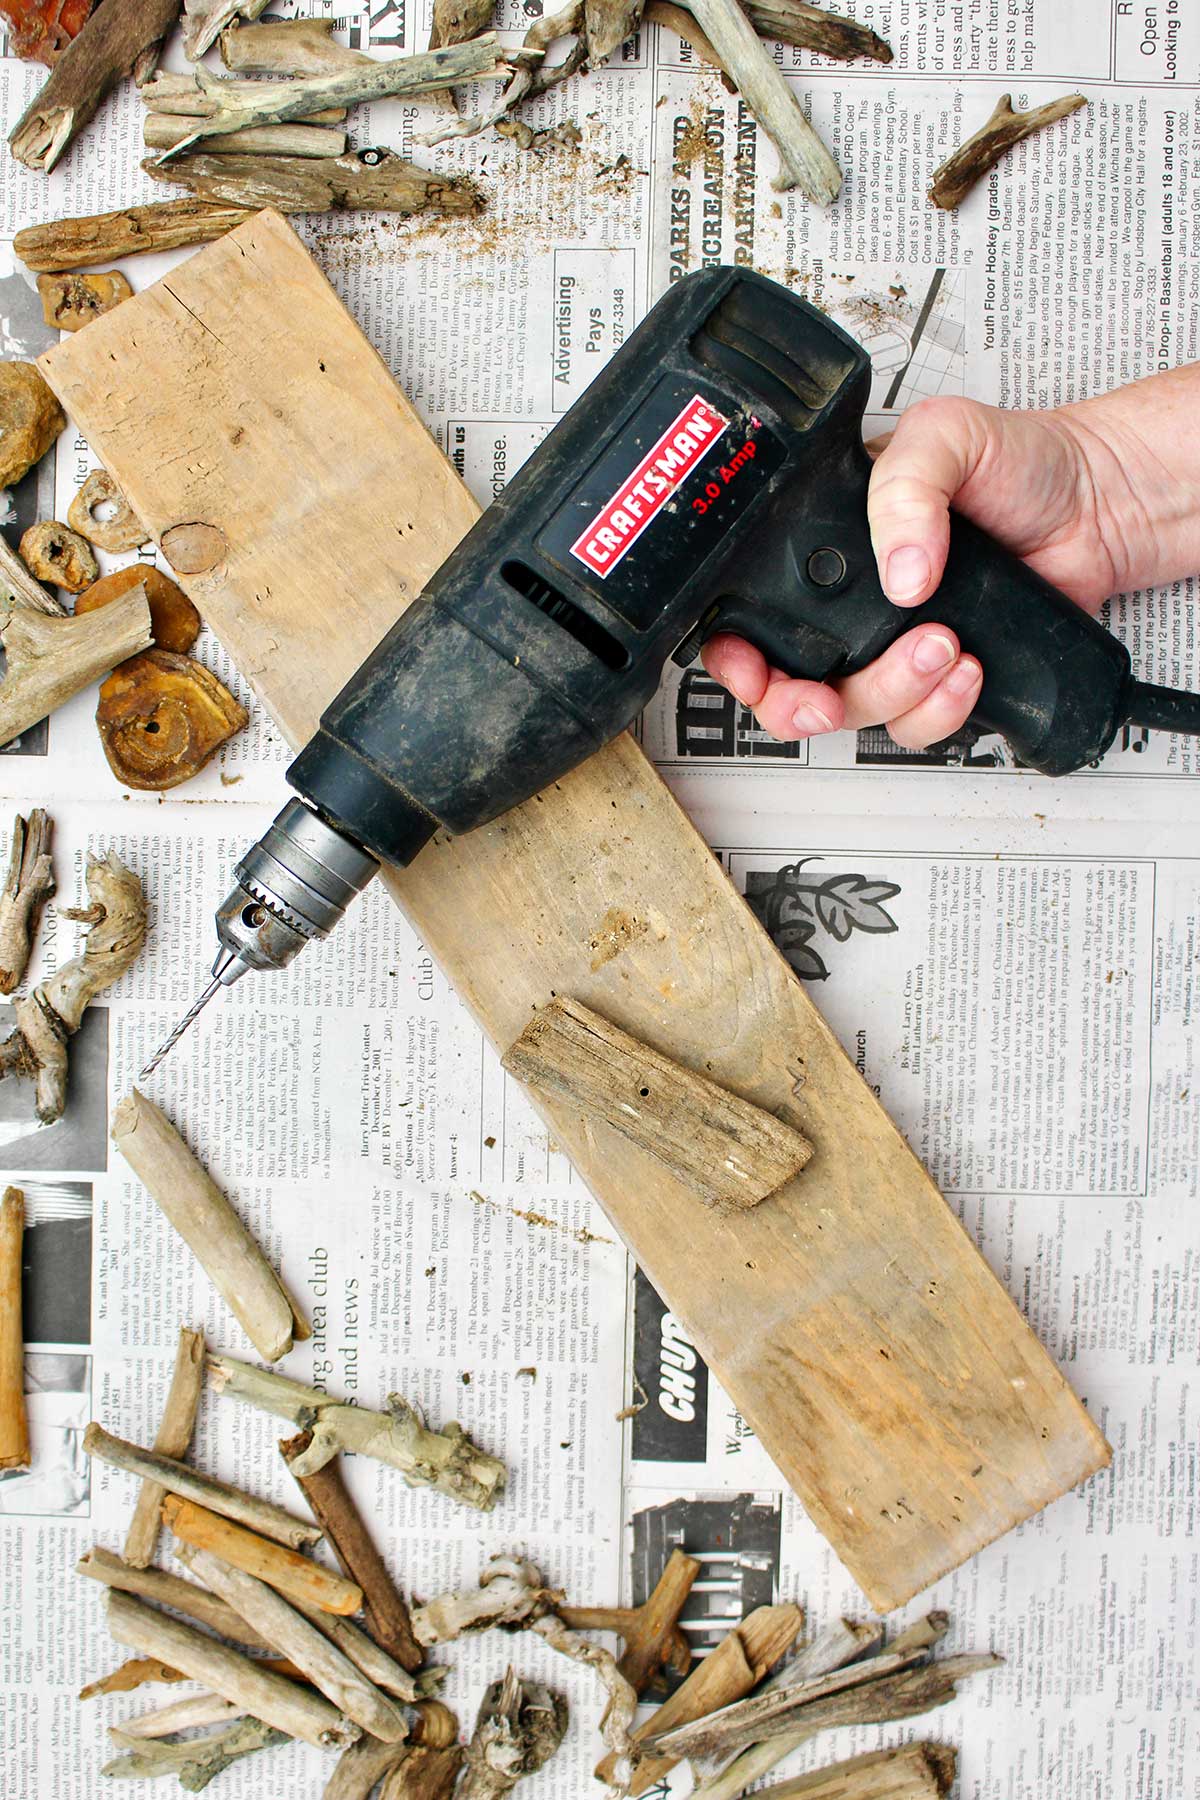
[469,1188,612,1246]
[589,906,648,970]
[672,97,710,171]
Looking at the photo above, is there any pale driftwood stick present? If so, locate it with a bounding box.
[530,1616,635,1788]
[9,0,181,172]
[559,1548,699,1693]
[0,1189,29,1473]
[80,1657,188,1699]
[139,71,347,120]
[178,1542,410,1741]
[83,1423,322,1550]
[164,1495,362,1615]
[208,1353,506,1511]
[152,36,503,155]
[114,1690,244,1738]
[143,149,484,219]
[221,16,376,74]
[292,1598,437,1704]
[124,1325,206,1569]
[280,1428,423,1671]
[644,1,735,86]
[0,853,148,1125]
[112,1090,306,1363]
[14,201,254,272]
[77,1545,271,1649]
[677,0,840,198]
[412,1557,560,1646]
[144,116,348,156]
[0,812,54,994]
[503,998,811,1210]
[0,586,151,753]
[0,535,65,617]
[103,1717,285,1786]
[596,1602,803,1794]
[740,0,892,60]
[104,1590,357,1749]
[460,1666,568,1799]
[760,1743,957,1800]
[929,93,1087,209]
[183,0,268,58]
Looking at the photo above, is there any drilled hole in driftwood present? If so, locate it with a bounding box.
[90,497,120,524]
[144,720,160,734]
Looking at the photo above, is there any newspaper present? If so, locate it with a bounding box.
[0,0,1198,1792]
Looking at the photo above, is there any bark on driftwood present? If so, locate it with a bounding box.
[139,69,347,118]
[929,92,1087,209]
[0,1188,29,1472]
[123,1323,206,1569]
[741,0,892,59]
[460,1666,568,1799]
[0,853,147,1123]
[9,0,181,172]
[0,811,54,995]
[14,201,256,272]
[0,585,152,751]
[220,16,376,74]
[102,1718,285,1790]
[143,149,484,217]
[165,1494,363,1616]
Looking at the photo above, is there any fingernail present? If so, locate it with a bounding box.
[884,545,931,602]
[911,632,956,675]
[792,703,834,735]
[946,657,982,696]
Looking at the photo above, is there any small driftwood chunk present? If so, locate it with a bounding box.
[0,532,64,617]
[530,1614,637,1785]
[412,1557,560,1646]
[0,1188,30,1472]
[560,1547,699,1693]
[429,0,494,50]
[460,1666,568,1799]
[80,1656,188,1699]
[37,270,131,332]
[0,586,151,750]
[68,469,151,553]
[220,16,376,74]
[0,0,93,68]
[165,1495,362,1615]
[8,0,182,173]
[741,0,892,60]
[123,1325,206,1568]
[102,1717,285,1789]
[144,116,348,157]
[503,997,811,1209]
[0,852,148,1123]
[14,201,255,272]
[281,1427,423,1671]
[0,811,54,994]
[929,92,1087,210]
[104,1589,359,1749]
[114,1690,244,1738]
[76,565,200,655]
[96,649,248,791]
[596,1602,803,1794]
[83,1422,322,1550]
[0,360,66,485]
[77,1545,271,1649]
[176,1542,408,1740]
[19,519,97,591]
[143,148,484,218]
[183,0,268,58]
[379,1750,465,1800]
[763,1742,957,1800]
[208,1354,506,1511]
[111,1089,305,1361]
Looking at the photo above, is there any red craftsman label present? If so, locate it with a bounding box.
[570,394,731,578]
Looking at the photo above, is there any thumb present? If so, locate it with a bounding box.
[867,397,991,607]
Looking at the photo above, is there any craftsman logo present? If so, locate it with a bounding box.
[570,395,730,578]
[631,1271,709,1461]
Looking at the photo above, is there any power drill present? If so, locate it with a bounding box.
[141,264,1200,1075]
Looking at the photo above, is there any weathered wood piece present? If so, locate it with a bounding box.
[645,1,734,84]
[378,1748,465,1800]
[280,1427,423,1671]
[83,1422,323,1550]
[139,71,347,118]
[0,0,94,68]
[9,0,181,171]
[40,211,1111,1613]
[460,1666,568,1799]
[111,1089,305,1361]
[560,1546,699,1691]
[78,1545,270,1648]
[504,997,811,1210]
[220,16,375,73]
[183,0,268,58]
[762,1743,958,1800]
[165,1495,362,1615]
[143,148,483,217]
[114,1690,244,1738]
[0,534,64,617]
[411,1556,560,1646]
[102,1717,285,1788]
[741,0,892,59]
[14,201,255,271]
[0,812,54,994]
[104,1590,358,1749]
[208,1354,505,1511]
[144,115,348,156]
[96,650,249,790]
[530,1613,637,1784]
[929,92,1087,210]
[292,1600,435,1703]
[124,1324,205,1568]
[0,1188,30,1472]
[0,585,151,752]
[80,1656,188,1699]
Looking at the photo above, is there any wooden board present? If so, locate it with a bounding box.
[41,211,1109,1610]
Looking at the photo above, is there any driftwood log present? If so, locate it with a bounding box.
[292,1600,437,1704]
[0,811,54,994]
[0,584,152,751]
[164,1494,362,1615]
[143,148,483,217]
[460,1666,568,1799]
[14,200,256,271]
[0,853,147,1124]
[102,1718,285,1788]
[123,1324,205,1568]
[139,70,346,118]
[559,1546,699,1691]
[220,16,376,74]
[9,0,181,171]
[0,1188,29,1473]
[929,92,1087,209]
[77,1544,271,1649]
[111,1089,306,1362]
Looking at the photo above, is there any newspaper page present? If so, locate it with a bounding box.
[0,0,1198,1794]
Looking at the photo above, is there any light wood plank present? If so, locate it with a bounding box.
[41,210,1109,1611]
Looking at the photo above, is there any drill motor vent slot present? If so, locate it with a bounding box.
[692,283,858,431]
[502,560,630,671]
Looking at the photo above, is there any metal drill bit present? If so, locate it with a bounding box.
[138,977,222,1082]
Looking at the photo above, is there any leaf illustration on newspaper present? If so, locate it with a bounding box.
[816,874,902,941]
[746,860,901,981]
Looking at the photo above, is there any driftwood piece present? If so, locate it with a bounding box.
[67,469,150,553]
[418,0,584,144]
[293,1598,437,1704]
[644,1,734,85]
[0,533,64,617]
[460,1666,568,1799]
[503,998,811,1210]
[176,1542,408,1740]
[560,1547,699,1692]
[0,585,152,751]
[208,1353,506,1511]
[78,1545,270,1649]
[103,1718,285,1788]
[598,1603,803,1794]
[143,148,483,218]
[165,1495,362,1616]
[139,70,347,119]
[77,566,200,656]
[378,1750,465,1799]
[14,201,255,272]
[0,1188,30,1472]
[325,1737,415,1800]
[429,0,493,50]
[183,0,268,59]
[530,1614,636,1787]
[144,115,348,156]
[104,1590,358,1749]
[19,519,97,591]
[83,1422,323,1550]
[0,812,54,995]
[9,0,181,172]
[114,1691,244,1738]
[762,1743,957,1800]
[96,650,249,791]
[37,269,131,331]
[0,0,93,68]
[929,92,1087,210]
[280,1427,423,1671]
[111,1090,306,1362]
[124,1324,206,1568]
[0,852,148,1124]
[412,1557,560,1645]
[741,0,891,59]
[220,17,376,74]
[80,1656,188,1699]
